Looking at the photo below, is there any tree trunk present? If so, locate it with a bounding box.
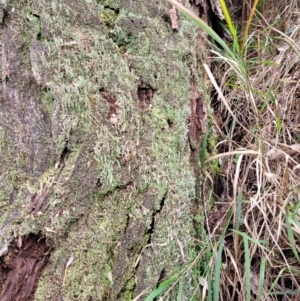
[0,0,212,300]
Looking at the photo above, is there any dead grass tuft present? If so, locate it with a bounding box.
[206,1,300,300]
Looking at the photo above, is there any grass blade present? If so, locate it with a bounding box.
[241,0,259,53]
[218,0,240,54]
[243,236,251,301]
[166,0,236,60]
[286,209,300,261]
[232,230,267,247]
[234,191,243,231]
[257,257,266,300]
[269,268,286,293]
[214,235,225,301]
[207,267,212,301]
[177,276,183,301]
[145,274,177,301]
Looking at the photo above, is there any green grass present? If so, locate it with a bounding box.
[163,1,300,300]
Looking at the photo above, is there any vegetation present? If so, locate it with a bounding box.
[0,0,298,300]
[146,0,300,300]
[0,1,206,300]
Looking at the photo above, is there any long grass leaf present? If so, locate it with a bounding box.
[177,276,183,301]
[257,257,266,300]
[166,0,236,60]
[233,192,243,258]
[269,268,286,293]
[243,236,251,301]
[232,229,267,247]
[145,275,177,301]
[214,235,225,301]
[207,267,212,301]
[241,0,259,53]
[269,288,300,296]
[235,192,243,231]
[218,0,240,54]
[285,209,300,261]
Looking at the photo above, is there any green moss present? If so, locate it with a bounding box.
[208,131,220,175]
[0,0,211,299]
[99,7,118,27]
[123,278,136,300]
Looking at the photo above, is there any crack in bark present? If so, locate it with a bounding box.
[0,234,52,301]
[108,192,167,300]
[146,193,166,244]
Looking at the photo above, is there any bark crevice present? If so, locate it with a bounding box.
[0,234,52,301]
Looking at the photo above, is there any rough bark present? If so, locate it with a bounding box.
[0,0,211,299]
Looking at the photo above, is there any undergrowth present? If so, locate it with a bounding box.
[146,0,300,300]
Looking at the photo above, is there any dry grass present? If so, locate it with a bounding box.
[205,1,300,300]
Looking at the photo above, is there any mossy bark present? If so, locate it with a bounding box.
[0,0,211,300]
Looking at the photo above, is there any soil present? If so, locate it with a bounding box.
[0,234,52,301]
